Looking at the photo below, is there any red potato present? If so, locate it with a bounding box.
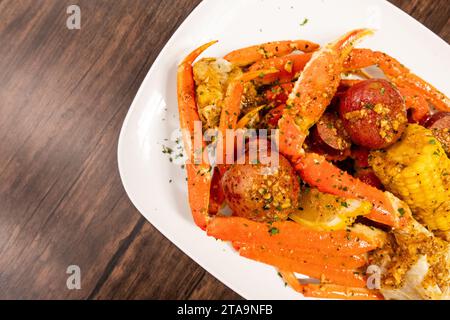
[221,148,300,222]
[339,79,407,149]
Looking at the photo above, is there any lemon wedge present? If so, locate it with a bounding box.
[290,188,372,231]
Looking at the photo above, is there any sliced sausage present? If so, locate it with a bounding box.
[312,112,352,151]
[425,112,450,155]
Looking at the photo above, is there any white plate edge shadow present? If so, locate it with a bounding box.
[118,0,450,300]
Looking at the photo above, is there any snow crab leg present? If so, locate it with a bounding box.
[242,248,367,288]
[278,29,374,158]
[224,40,319,67]
[177,40,218,229]
[279,271,383,300]
[207,217,386,256]
[248,53,313,85]
[232,242,369,269]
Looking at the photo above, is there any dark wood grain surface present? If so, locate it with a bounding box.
[0,0,448,300]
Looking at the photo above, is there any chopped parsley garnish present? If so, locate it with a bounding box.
[398,208,405,216]
[162,145,173,154]
[268,227,280,236]
[300,18,309,26]
[364,103,375,110]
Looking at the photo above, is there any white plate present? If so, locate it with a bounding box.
[118,0,450,299]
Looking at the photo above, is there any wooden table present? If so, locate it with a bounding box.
[0,0,448,299]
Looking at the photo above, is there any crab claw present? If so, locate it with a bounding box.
[278,29,374,159]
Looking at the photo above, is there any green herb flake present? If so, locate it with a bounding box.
[300,18,309,26]
[364,103,375,110]
[268,227,280,236]
[162,145,173,154]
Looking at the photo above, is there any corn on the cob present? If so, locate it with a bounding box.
[418,200,450,231]
[369,124,450,231]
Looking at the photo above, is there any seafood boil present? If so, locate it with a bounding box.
[176,29,450,300]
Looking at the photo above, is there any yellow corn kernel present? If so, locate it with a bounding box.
[419,201,450,231]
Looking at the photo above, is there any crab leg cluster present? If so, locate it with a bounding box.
[176,30,449,299]
[177,41,219,229]
[207,216,386,290]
